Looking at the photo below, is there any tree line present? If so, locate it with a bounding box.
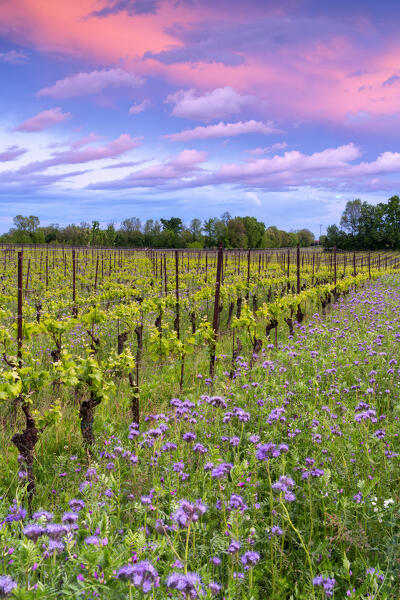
[323,196,400,250]
[0,213,315,249]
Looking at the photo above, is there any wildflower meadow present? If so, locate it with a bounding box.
[0,248,399,599]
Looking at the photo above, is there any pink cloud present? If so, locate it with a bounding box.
[129,100,148,114]
[168,149,207,167]
[14,107,71,132]
[246,142,288,155]
[70,132,104,149]
[89,148,207,189]
[15,134,141,175]
[165,120,283,141]
[88,143,373,191]
[165,86,255,122]
[38,68,144,98]
[51,134,141,164]
[212,144,362,182]
[2,1,400,126]
[0,145,27,161]
[351,151,400,176]
[0,49,28,64]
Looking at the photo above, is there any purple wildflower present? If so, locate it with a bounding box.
[62,512,79,525]
[228,494,247,512]
[172,499,207,528]
[166,572,203,598]
[241,551,260,567]
[69,499,85,512]
[32,510,53,522]
[117,561,159,593]
[0,575,17,596]
[209,582,221,595]
[45,524,68,541]
[313,575,336,597]
[23,524,45,542]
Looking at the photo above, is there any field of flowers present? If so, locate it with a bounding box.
[0,266,399,598]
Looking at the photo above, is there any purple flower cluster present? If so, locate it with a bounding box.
[172,499,207,528]
[205,395,227,409]
[272,475,296,502]
[211,462,233,479]
[312,575,336,597]
[117,560,159,593]
[0,575,17,597]
[256,442,289,460]
[241,551,260,567]
[166,572,203,598]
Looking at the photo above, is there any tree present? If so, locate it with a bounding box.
[104,223,116,247]
[121,217,142,232]
[220,211,232,225]
[379,196,400,248]
[227,217,247,248]
[13,215,40,234]
[296,228,315,247]
[323,224,348,249]
[160,217,183,235]
[203,218,228,247]
[143,219,161,246]
[90,221,101,246]
[263,226,280,248]
[189,218,203,242]
[340,199,363,236]
[243,216,265,248]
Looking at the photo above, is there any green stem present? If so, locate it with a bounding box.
[184,522,191,574]
[280,499,315,599]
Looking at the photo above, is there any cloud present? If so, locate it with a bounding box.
[246,142,288,155]
[245,191,261,206]
[206,144,362,184]
[88,143,367,192]
[38,68,144,99]
[165,87,255,122]
[0,146,27,161]
[164,120,283,141]
[104,159,151,169]
[90,0,159,18]
[12,134,141,176]
[0,169,88,191]
[0,49,28,64]
[70,133,104,149]
[129,100,148,114]
[48,134,141,165]
[14,107,71,132]
[88,148,207,189]
[351,151,400,176]
[168,149,207,167]
[382,74,400,86]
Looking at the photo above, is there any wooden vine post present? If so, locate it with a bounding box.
[210,245,223,378]
[296,244,303,323]
[246,249,250,301]
[17,251,23,366]
[174,250,180,337]
[296,244,300,294]
[72,249,78,317]
[333,245,337,296]
[174,250,185,390]
[94,256,99,293]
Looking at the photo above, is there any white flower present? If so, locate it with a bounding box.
[383,498,394,508]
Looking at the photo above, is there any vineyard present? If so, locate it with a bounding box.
[0,245,400,599]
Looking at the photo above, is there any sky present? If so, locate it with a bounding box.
[1,0,400,235]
